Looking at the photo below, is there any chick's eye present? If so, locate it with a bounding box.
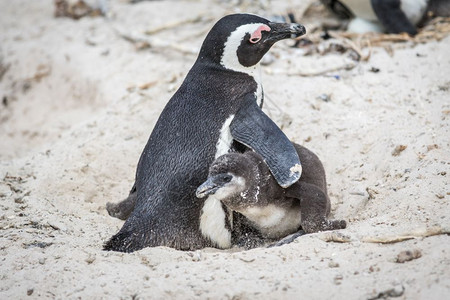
[223,175,232,183]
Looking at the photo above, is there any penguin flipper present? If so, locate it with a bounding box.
[371,0,418,35]
[230,93,301,188]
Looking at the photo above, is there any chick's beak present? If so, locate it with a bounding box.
[196,178,219,199]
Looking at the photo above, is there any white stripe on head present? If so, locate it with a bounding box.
[220,24,266,106]
[220,23,267,75]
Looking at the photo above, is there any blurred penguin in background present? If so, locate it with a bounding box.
[321,0,450,35]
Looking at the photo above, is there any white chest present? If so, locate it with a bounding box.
[199,195,232,248]
[241,204,302,239]
[214,114,235,159]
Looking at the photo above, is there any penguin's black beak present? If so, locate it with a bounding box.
[196,178,220,198]
[266,22,306,42]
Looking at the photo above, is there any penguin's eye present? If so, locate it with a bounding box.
[249,36,261,43]
[249,25,270,44]
[222,175,232,183]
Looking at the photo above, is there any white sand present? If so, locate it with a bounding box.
[1,0,449,299]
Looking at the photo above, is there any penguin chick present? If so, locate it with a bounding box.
[196,143,347,242]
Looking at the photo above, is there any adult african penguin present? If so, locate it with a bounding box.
[104,14,306,252]
[321,0,450,35]
[196,143,347,248]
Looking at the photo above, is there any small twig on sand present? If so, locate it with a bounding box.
[339,32,412,45]
[144,14,213,35]
[112,13,215,55]
[328,31,371,61]
[114,27,198,55]
[362,226,450,244]
[315,225,449,244]
[266,59,358,77]
[337,17,450,48]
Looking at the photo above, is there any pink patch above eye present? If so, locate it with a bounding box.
[249,24,271,43]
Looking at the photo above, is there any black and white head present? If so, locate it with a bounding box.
[196,153,248,200]
[197,14,306,73]
[196,152,265,211]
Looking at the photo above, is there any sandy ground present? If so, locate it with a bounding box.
[1,0,449,299]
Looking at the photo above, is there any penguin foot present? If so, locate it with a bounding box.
[301,218,347,233]
[267,230,306,248]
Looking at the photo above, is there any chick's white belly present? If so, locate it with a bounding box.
[241,204,301,239]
